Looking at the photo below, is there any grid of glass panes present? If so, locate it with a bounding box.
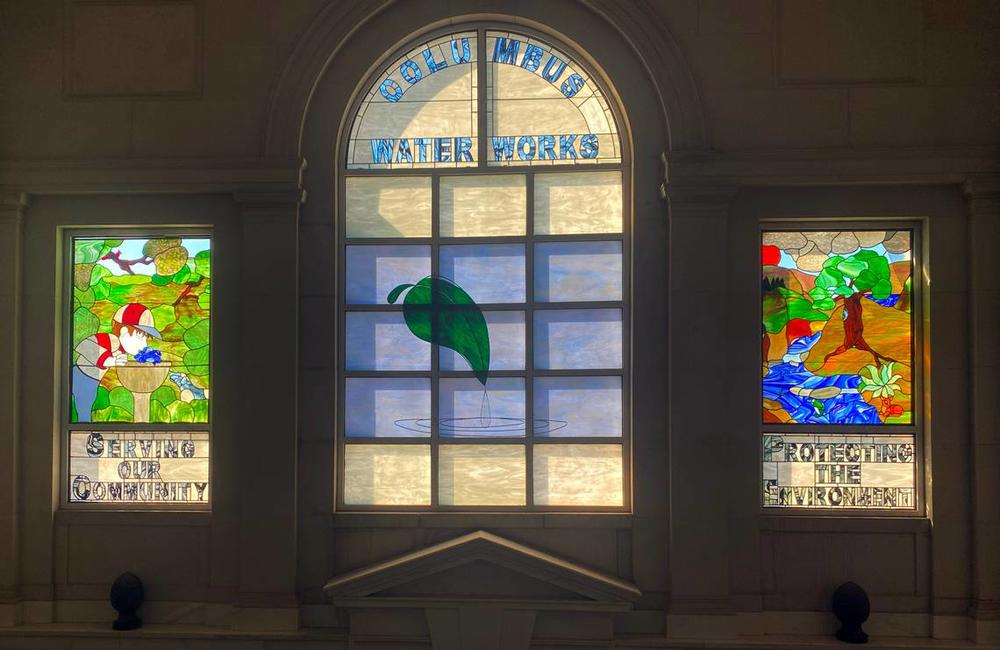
[341,171,626,508]
[341,26,628,510]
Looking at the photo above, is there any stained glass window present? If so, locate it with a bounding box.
[761,229,918,510]
[341,26,626,510]
[67,235,211,505]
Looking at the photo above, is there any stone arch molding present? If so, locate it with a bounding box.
[264,0,708,162]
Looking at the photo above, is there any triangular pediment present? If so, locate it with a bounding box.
[324,530,640,604]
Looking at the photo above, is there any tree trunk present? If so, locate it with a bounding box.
[823,292,897,367]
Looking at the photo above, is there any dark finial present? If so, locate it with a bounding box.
[109,571,144,631]
[832,581,870,643]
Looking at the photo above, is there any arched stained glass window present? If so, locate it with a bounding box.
[339,26,628,510]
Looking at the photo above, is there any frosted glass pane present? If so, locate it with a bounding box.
[440,311,525,371]
[347,32,478,169]
[762,433,916,509]
[345,378,430,438]
[534,172,622,234]
[534,377,622,437]
[439,377,525,438]
[440,175,526,237]
[346,245,431,304]
[439,244,525,303]
[344,444,431,505]
[534,309,622,369]
[346,177,432,238]
[535,241,622,302]
[439,445,526,506]
[533,444,622,506]
[69,431,209,504]
[485,31,621,166]
[346,312,430,370]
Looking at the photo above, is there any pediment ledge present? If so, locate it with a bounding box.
[324,530,641,605]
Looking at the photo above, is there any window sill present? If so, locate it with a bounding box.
[332,511,633,529]
[759,514,930,534]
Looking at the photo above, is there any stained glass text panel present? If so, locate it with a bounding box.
[762,433,916,509]
[69,431,209,504]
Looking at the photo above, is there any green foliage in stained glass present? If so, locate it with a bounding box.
[388,276,490,386]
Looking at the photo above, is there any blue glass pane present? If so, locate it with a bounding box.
[346,245,431,304]
[535,241,622,302]
[345,378,431,438]
[534,377,622,437]
[534,309,622,369]
[440,311,525,371]
[438,244,525,303]
[439,377,525,438]
[346,311,431,370]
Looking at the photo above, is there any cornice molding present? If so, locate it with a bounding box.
[0,158,303,196]
[667,146,1000,188]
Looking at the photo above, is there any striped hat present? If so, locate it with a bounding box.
[113,304,162,339]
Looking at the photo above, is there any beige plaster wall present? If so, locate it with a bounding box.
[0,0,998,648]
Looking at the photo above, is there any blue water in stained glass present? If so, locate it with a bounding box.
[763,363,880,425]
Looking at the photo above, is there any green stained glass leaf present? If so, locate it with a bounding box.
[762,292,790,334]
[109,386,134,414]
[192,400,209,422]
[183,347,210,378]
[854,269,878,292]
[151,305,176,330]
[150,400,170,423]
[183,318,210,349]
[872,279,893,300]
[167,400,194,423]
[388,276,490,386]
[172,264,191,284]
[89,264,111,286]
[74,287,95,309]
[835,258,866,279]
[93,405,132,422]
[194,250,211,278]
[150,273,172,287]
[852,249,880,262]
[92,386,110,413]
[807,286,827,302]
[72,307,100,348]
[813,298,836,310]
[150,385,177,406]
[197,289,210,311]
[816,268,844,291]
[822,255,845,271]
[92,279,110,301]
[869,255,890,280]
[74,241,105,264]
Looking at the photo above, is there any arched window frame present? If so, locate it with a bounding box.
[335,22,633,512]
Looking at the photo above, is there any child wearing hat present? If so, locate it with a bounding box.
[72,303,162,422]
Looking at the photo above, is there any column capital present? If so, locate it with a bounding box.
[0,192,29,222]
[666,181,739,216]
[962,175,1000,201]
[233,185,304,218]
